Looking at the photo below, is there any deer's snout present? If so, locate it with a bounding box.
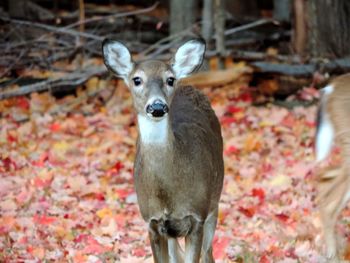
[146,100,169,118]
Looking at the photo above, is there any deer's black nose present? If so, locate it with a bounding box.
[146,100,169,118]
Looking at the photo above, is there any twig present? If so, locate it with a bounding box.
[64,2,159,29]
[0,17,103,41]
[138,23,199,58]
[223,18,279,36]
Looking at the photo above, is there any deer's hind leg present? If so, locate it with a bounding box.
[318,166,350,262]
[201,209,218,263]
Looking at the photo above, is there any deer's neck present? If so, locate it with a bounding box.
[137,114,173,147]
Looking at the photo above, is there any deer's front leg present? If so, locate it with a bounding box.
[185,219,204,263]
[149,220,169,263]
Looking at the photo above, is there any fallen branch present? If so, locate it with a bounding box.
[180,65,253,87]
[0,66,107,100]
[231,50,301,63]
[252,57,350,77]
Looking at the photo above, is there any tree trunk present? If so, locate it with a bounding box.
[273,0,291,23]
[293,0,307,56]
[214,0,225,69]
[200,0,213,71]
[306,0,350,58]
[201,0,213,44]
[170,0,198,35]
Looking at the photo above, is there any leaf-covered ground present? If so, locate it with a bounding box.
[0,68,341,262]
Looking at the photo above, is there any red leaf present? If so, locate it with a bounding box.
[115,189,133,199]
[1,157,17,171]
[251,188,265,204]
[49,122,61,132]
[213,236,230,259]
[16,97,30,110]
[238,206,256,218]
[114,161,124,172]
[221,116,237,125]
[224,145,240,155]
[94,192,105,201]
[7,133,17,143]
[33,214,56,225]
[82,236,111,254]
[227,106,243,114]
[259,254,271,263]
[238,92,253,102]
[33,177,51,188]
[133,247,147,257]
[275,213,289,222]
[281,114,296,128]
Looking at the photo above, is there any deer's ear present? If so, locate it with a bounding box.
[102,39,134,79]
[171,39,206,79]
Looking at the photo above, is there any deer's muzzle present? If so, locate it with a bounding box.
[146,100,169,118]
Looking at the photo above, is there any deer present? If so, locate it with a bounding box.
[102,38,224,263]
[315,73,350,262]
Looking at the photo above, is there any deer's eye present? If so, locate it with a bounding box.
[132,77,142,86]
[167,77,175,87]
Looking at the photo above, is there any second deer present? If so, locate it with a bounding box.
[102,39,224,262]
[316,73,350,262]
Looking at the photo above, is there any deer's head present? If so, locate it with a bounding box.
[102,39,205,120]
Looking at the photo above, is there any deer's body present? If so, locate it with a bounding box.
[102,40,224,262]
[316,73,350,262]
[135,85,223,224]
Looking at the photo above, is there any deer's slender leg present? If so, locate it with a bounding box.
[201,210,218,263]
[185,219,204,263]
[168,238,183,263]
[149,220,169,263]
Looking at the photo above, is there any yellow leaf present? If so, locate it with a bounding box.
[269,174,292,188]
[96,207,113,219]
[226,180,239,197]
[244,133,261,152]
[86,77,100,93]
[53,141,70,154]
[259,121,273,127]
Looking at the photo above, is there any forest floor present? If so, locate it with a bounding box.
[0,60,347,262]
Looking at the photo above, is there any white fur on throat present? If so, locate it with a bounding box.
[137,114,169,145]
[316,85,335,162]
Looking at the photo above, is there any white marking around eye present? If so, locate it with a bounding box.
[130,70,147,91]
[316,85,334,162]
[137,114,168,145]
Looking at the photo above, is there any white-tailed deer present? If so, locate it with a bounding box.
[102,39,224,262]
[316,73,350,262]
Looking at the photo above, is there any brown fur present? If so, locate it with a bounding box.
[135,85,224,223]
[317,73,350,262]
[103,39,224,263]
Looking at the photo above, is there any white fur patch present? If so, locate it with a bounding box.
[172,40,205,79]
[137,115,168,145]
[316,85,334,162]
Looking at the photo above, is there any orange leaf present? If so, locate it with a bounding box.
[33,214,56,225]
